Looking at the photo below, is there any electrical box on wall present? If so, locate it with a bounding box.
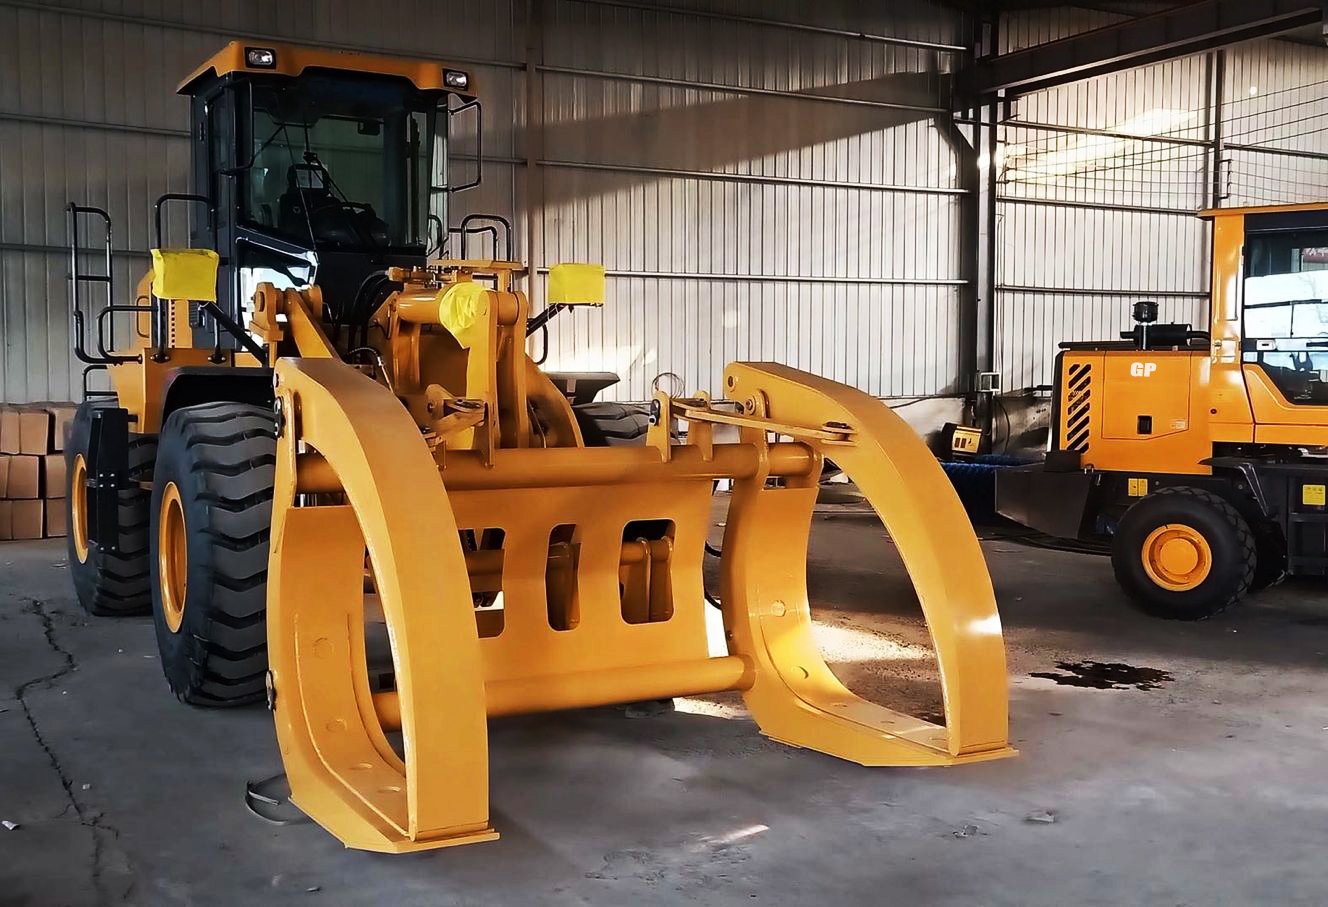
[940,422,984,459]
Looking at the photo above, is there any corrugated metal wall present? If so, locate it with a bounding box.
[1222,39,1328,206]
[994,9,1328,392]
[533,0,967,399]
[9,2,1327,410]
[0,0,968,404]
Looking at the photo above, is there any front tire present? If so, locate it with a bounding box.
[66,402,157,616]
[149,402,276,706]
[1111,486,1255,620]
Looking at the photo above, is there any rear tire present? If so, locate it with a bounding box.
[149,402,276,706]
[66,402,157,617]
[1111,486,1255,620]
[572,401,651,446]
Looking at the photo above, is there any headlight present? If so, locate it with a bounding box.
[245,47,277,68]
[444,69,470,90]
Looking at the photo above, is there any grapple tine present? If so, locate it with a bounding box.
[720,362,1015,765]
[268,358,497,852]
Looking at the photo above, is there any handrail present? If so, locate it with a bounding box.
[458,214,514,260]
[151,193,214,361]
[67,203,136,365]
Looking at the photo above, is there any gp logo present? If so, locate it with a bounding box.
[1130,362,1158,377]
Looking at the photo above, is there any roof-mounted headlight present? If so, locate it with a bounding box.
[444,69,470,90]
[245,47,277,68]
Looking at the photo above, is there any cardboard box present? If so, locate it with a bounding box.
[0,407,18,455]
[47,405,77,453]
[0,455,8,498]
[0,501,11,540]
[7,455,41,499]
[19,407,52,455]
[11,499,43,540]
[44,499,67,538]
[43,454,67,499]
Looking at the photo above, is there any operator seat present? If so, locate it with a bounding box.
[278,163,334,237]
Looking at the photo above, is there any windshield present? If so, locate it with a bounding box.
[241,73,440,250]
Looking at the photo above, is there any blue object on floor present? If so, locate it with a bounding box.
[941,455,1033,523]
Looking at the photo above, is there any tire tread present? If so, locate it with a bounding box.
[69,405,156,617]
[152,402,276,706]
[1112,485,1255,620]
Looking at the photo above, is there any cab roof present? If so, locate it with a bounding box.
[1198,201,1328,220]
[177,41,472,96]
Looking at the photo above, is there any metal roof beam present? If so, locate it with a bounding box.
[959,1,1324,100]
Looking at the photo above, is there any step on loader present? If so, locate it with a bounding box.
[65,41,1014,852]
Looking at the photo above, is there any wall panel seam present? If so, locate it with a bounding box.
[997,285,1206,297]
[535,267,967,285]
[537,65,948,113]
[540,159,967,194]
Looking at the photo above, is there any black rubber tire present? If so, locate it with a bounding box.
[572,401,651,446]
[1110,486,1256,620]
[1249,519,1288,592]
[66,402,157,617]
[149,402,276,706]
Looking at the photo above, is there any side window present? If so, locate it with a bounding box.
[1244,228,1328,404]
[197,94,231,248]
[1245,230,1328,340]
[429,106,449,255]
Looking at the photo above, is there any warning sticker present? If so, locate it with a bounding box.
[1303,484,1326,507]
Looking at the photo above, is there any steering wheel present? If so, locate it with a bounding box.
[307,199,389,245]
[310,198,371,218]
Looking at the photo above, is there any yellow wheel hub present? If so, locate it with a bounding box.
[71,454,89,564]
[1141,524,1212,591]
[159,482,188,633]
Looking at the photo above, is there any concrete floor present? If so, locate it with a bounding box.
[3,510,1328,906]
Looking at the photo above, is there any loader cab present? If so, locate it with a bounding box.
[176,42,474,343]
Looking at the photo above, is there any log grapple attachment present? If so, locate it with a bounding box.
[263,261,1014,853]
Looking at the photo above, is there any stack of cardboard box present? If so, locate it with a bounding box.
[0,403,77,541]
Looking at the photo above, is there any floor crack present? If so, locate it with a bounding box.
[14,596,129,906]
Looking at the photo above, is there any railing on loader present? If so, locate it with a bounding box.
[66,196,264,403]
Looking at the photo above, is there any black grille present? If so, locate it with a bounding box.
[1064,363,1092,452]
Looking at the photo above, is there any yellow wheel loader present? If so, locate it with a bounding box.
[66,41,1013,852]
[999,203,1328,620]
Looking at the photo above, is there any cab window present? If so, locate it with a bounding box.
[1243,228,1328,405]
[240,73,436,250]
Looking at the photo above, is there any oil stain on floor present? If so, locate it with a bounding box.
[1030,660,1174,691]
